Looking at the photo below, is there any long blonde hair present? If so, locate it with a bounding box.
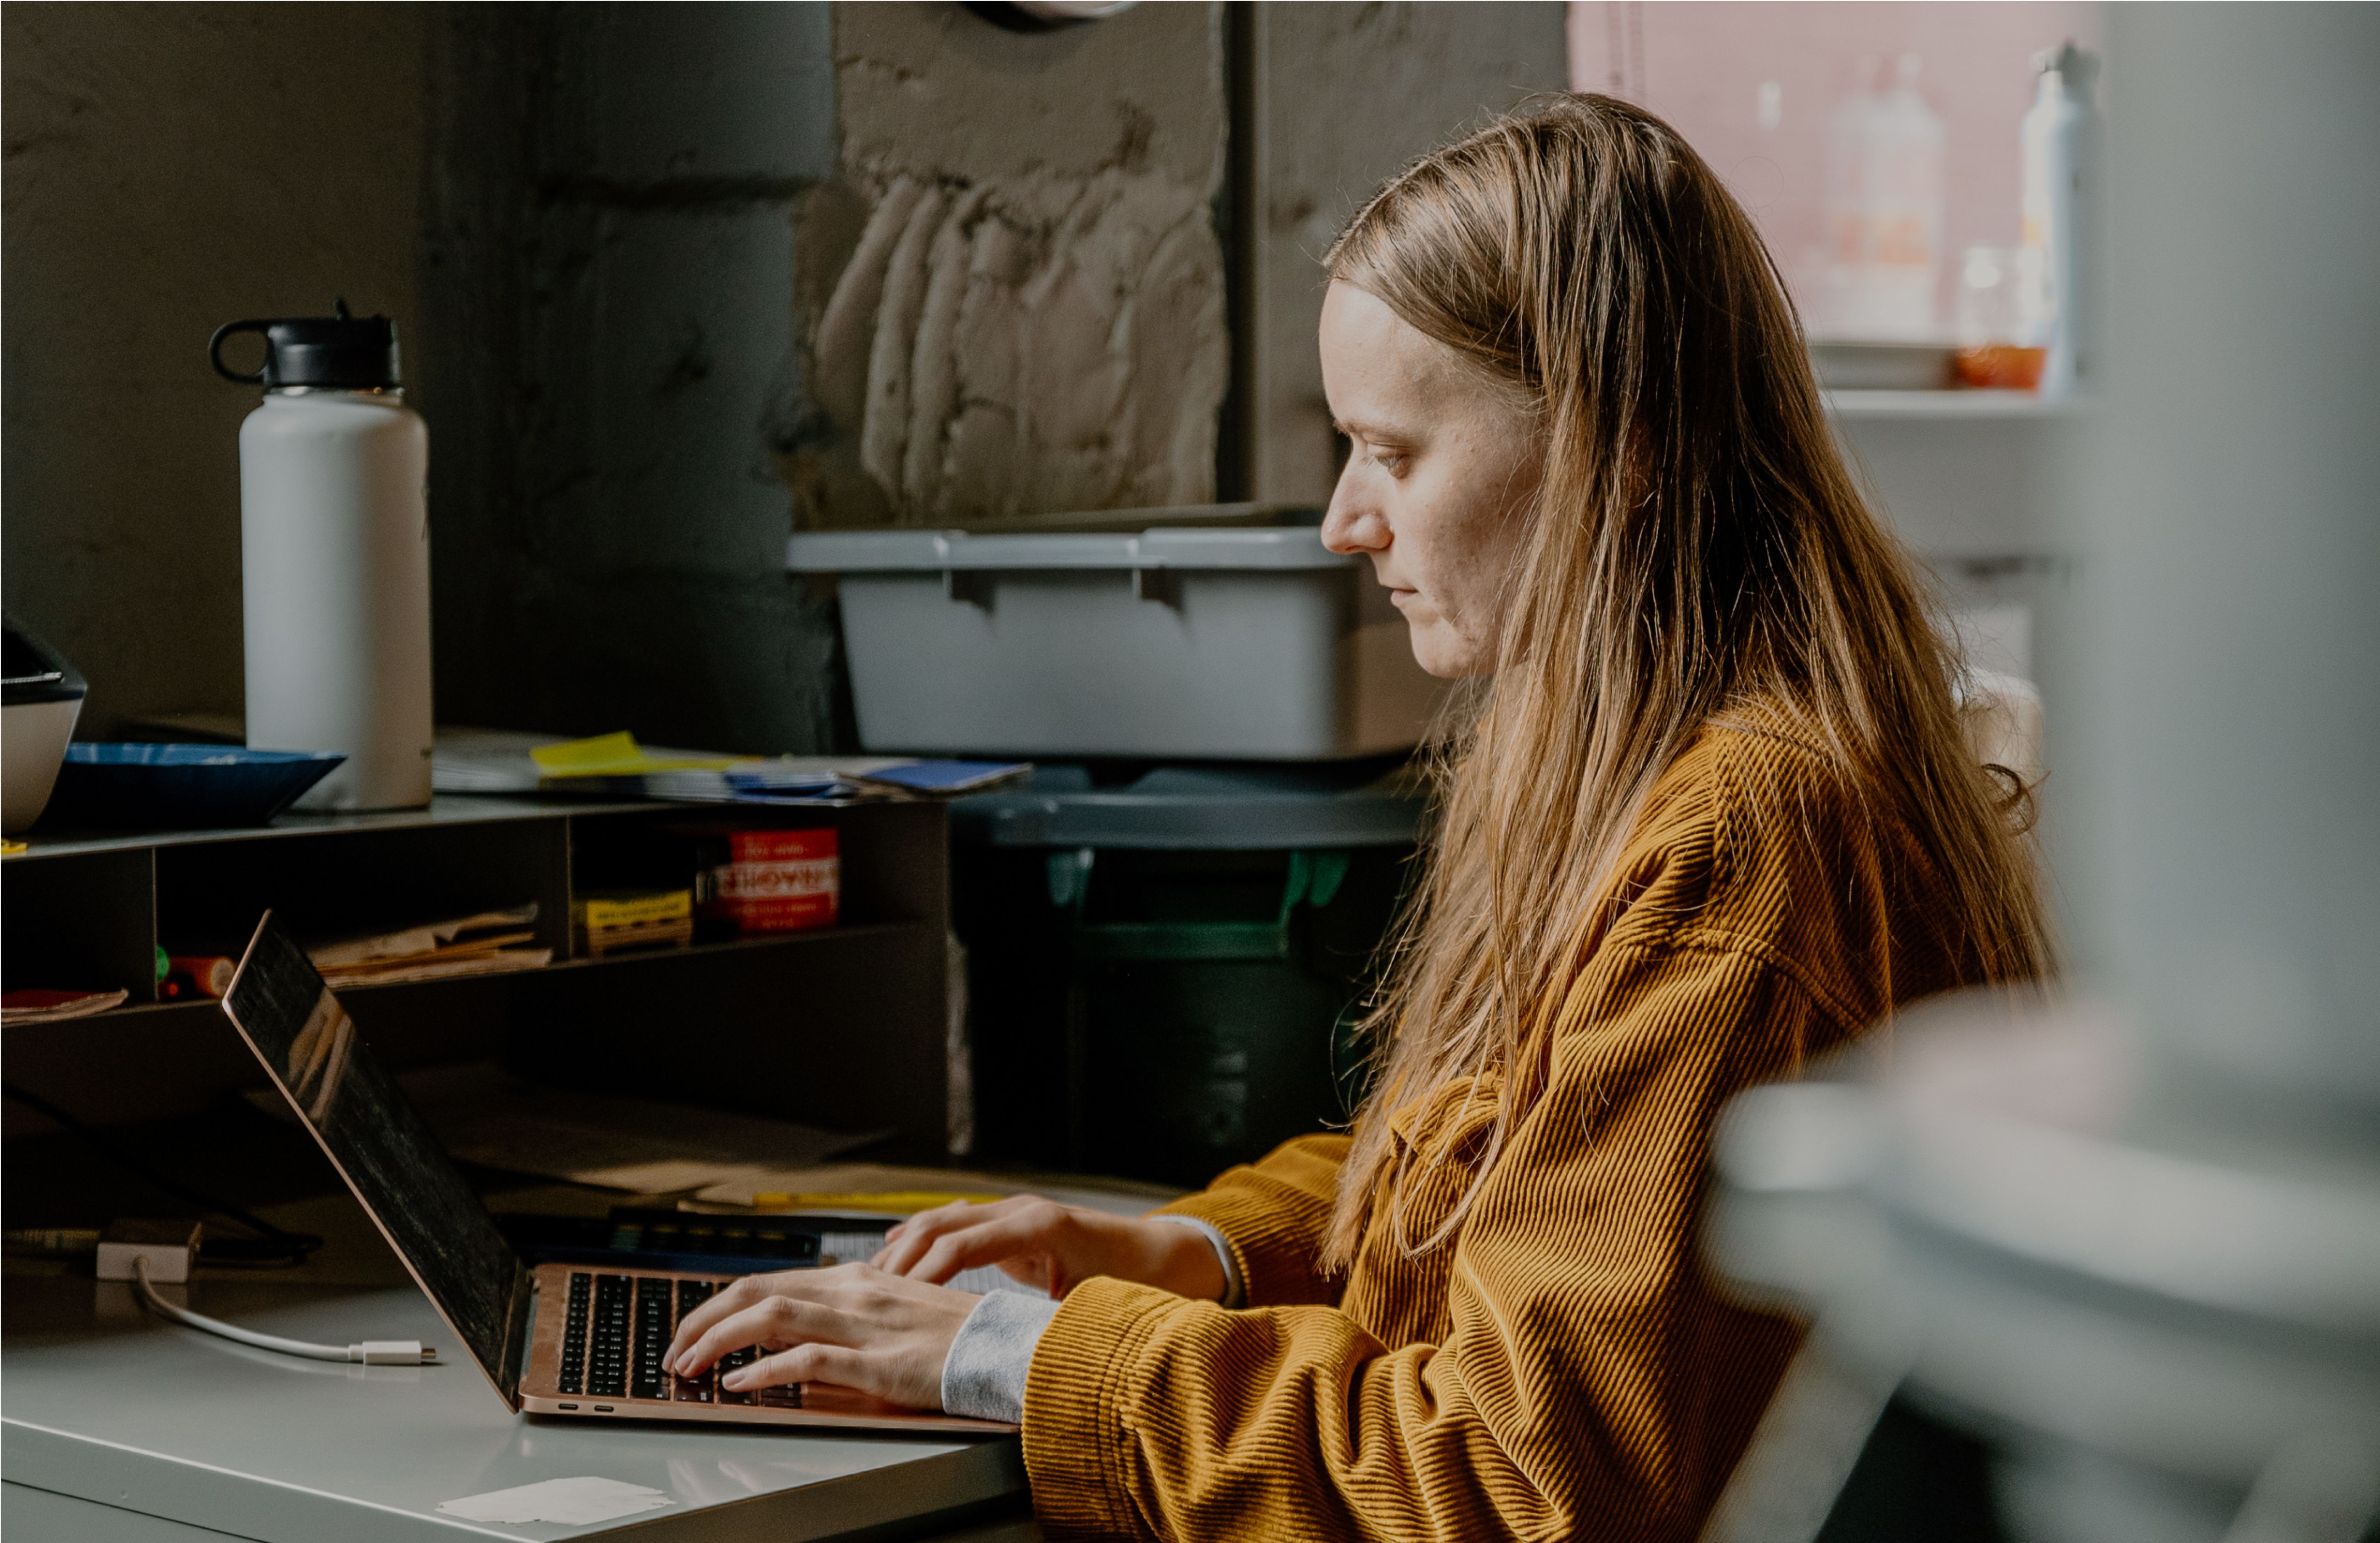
[1321,95,2046,1269]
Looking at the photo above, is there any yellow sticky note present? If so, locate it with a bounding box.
[530,731,741,778]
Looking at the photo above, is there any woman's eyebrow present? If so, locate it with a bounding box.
[1332,415,1420,443]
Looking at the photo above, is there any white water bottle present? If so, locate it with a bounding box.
[212,303,432,810]
[2018,42,2102,399]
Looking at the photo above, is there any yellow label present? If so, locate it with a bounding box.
[749,1191,1007,1215]
[572,890,693,929]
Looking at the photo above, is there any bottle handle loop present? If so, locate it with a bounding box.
[208,320,275,385]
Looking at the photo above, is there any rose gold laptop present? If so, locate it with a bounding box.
[221,910,1009,1435]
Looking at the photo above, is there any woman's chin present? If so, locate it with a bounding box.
[1407,624,1492,679]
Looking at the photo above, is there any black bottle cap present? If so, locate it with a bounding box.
[209,299,402,390]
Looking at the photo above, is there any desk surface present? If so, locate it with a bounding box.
[2,1272,1025,1542]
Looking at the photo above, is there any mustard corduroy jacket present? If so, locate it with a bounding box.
[1019,720,1981,1542]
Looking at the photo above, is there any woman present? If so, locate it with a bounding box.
[669,95,2044,1541]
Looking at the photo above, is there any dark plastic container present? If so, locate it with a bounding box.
[45,744,347,831]
[951,762,1423,1186]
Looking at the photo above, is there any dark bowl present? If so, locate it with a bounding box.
[44,743,347,831]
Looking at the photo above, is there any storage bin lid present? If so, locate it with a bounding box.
[788,527,1357,574]
[951,763,1424,850]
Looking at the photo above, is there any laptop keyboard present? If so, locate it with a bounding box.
[555,1273,800,1409]
[588,1274,632,1397]
[558,1271,592,1395]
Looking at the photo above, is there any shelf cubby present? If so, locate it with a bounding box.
[0,796,952,1156]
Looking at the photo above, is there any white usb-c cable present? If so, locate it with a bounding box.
[131,1256,439,1365]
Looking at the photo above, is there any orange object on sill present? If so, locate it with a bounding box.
[1955,344,2047,391]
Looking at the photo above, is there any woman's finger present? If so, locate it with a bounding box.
[670,1293,851,1379]
[907,1212,1060,1285]
[729,1341,874,1395]
[666,1272,773,1366]
[874,1196,1043,1276]
[879,1195,999,1247]
[870,1201,982,1274]
[879,1210,1036,1283]
[670,1297,791,1379]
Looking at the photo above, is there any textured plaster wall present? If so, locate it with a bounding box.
[0,3,427,736]
[1239,4,1572,504]
[434,2,1236,750]
[801,3,1229,527]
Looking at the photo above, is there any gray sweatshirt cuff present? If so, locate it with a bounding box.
[940,1289,1061,1423]
[938,1218,1244,1422]
[1151,1214,1245,1309]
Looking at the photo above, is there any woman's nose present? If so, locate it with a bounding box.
[1321,471,1390,556]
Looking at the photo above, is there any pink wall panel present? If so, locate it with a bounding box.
[1569,1,2104,327]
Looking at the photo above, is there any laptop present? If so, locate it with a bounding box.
[219,910,1010,1435]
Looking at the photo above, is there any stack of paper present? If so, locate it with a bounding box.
[1,988,131,1025]
[431,728,1026,803]
[308,905,553,986]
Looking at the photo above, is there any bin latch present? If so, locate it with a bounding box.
[944,570,994,609]
[1131,567,1180,606]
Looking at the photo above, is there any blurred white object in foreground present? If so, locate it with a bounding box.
[1708,1002,2380,1543]
[1708,7,2380,1541]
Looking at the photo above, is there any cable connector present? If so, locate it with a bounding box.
[129,1257,440,1365]
[95,1218,202,1284]
[357,1340,438,1365]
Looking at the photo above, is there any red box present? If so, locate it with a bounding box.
[696,828,839,934]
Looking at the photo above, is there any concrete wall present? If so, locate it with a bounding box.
[423,2,850,754]
[3,0,1562,753]
[1,2,428,736]
[1237,4,1573,504]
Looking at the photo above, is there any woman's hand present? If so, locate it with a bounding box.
[664,1264,980,1409]
[872,1196,1227,1302]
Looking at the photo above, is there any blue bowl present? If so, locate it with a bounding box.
[45,743,347,830]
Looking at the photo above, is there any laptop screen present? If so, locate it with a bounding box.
[222,912,526,1404]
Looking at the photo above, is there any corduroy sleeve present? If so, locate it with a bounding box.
[1146,1132,1350,1308]
[1021,944,1835,1543]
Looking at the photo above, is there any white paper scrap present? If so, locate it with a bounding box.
[436,1476,673,1526]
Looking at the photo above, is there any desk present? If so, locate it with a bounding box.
[1,1271,1032,1541]
[2,797,1034,1537]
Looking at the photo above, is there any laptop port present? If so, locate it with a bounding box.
[557,1403,578,1410]
[594,1405,615,1412]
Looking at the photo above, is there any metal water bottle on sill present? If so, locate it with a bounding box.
[211,303,431,811]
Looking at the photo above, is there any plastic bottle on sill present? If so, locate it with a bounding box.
[2018,41,2102,399]
[1822,53,1948,341]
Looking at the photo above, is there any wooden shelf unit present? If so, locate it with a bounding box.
[0,796,952,1155]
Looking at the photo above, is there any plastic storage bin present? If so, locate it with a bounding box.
[950,763,1423,1185]
[787,510,1448,759]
